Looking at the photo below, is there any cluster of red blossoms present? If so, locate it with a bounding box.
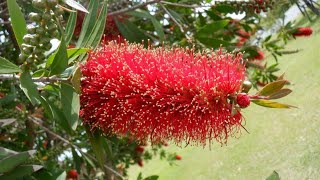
[80,42,249,146]
[291,27,313,37]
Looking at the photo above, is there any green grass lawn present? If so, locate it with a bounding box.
[128,15,320,180]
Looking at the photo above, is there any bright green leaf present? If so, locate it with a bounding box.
[6,0,26,47]
[266,171,280,180]
[257,80,287,96]
[20,72,41,105]
[251,99,296,108]
[85,127,107,169]
[0,150,36,174]
[60,83,80,130]
[144,175,159,180]
[71,66,81,93]
[65,0,89,13]
[0,57,21,74]
[76,0,99,47]
[65,12,77,45]
[48,38,68,76]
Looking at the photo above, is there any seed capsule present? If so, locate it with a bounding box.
[29,13,42,22]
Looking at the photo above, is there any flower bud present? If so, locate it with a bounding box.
[236,93,250,108]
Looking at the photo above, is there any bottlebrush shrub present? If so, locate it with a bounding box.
[291,27,313,37]
[80,41,248,146]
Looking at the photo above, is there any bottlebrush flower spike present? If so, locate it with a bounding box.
[254,51,265,60]
[80,41,247,146]
[291,27,313,37]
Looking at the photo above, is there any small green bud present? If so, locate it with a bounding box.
[32,0,46,9]
[27,25,37,34]
[47,0,58,7]
[26,56,35,63]
[47,23,57,32]
[42,13,52,22]
[36,27,46,35]
[42,42,52,51]
[29,13,42,22]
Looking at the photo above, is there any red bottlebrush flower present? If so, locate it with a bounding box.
[137,159,144,167]
[135,146,145,153]
[236,37,248,47]
[236,93,250,108]
[67,169,78,180]
[175,155,182,160]
[236,30,250,39]
[254,51,264,60]
[80,42,247,146]
[292,27,313,37]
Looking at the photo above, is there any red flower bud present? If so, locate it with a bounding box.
[254,51,264,61]
[175,155,182,160]
[292,27,313,37]
[236,93,250,108]
[67,169,78,180]
[135,146,144,153]
[137,160,144,167]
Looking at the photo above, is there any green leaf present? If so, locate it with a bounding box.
[48,38,68,76]
[0,147,17,160]
[47,48,89,67]
[196,37,233,48]
[20,72,41,105]
[0,150,36,173]
[0,165,42,179]
[0,57,21,74]
[195,20,230,37]
[65,12,77,45]
[76,0,99,47]
[6,0,26,47]
[0,118,16,127]
[55,171,67,180]
[144,175,159,180]
[60,83,80,130]
[251,99,296,108]
[65,0,89,13]
[46,99,72,135]
[115,19,148,44]
[257,80,287,96]
[266,171,280,180]
[71,66,81,93]
[268,88,292,99]
[85,127,107,169]
[86,1,108,48]
[128,10,165,41]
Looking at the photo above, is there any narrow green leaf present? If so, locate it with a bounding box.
[71,66,81,93]
[268,88,292,99]
[20,72,41,105]
[115,19,148,44]
[266,171,280,180]
[65,0,89,13]
[0,57,21,74]
[55,171,67,180]
[0,165,42,179]
[6,0,26,47]
[0,147,17,160]
[0,150,36,173]
[257,80,287,96]
[60,83,80,130]
[128,10,165,41]
[47,48,89,67]
[86,1,108,48]
[195,20,230,37]
[65,12,78,45]
[0,118,16,127]
[251,99,296,108]
[76,0,99,47]
[196,37,233,48]
[46,99,72,134]
[48,38,68,76]
[85,127,106,169]
[144,175,159,180]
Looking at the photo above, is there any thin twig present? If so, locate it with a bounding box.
[29,117,126,179]
[0,74,68,82]
[108,0,161,16]
[161,1,210,8]
[159,3,185,33]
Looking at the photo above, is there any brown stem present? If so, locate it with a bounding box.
[108,0,161,16]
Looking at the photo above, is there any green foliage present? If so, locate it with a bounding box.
[0,57,21,74]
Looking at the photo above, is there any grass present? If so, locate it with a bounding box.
[128,15,320,180]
